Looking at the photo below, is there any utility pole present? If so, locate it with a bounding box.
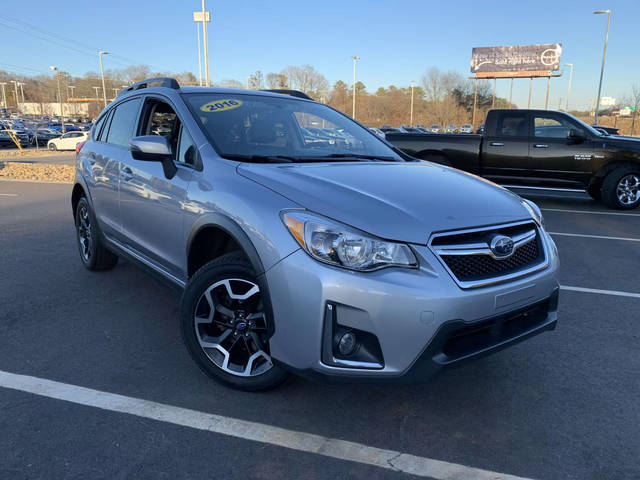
[509,78,514,108]
[202,0,211,86]
[112,87,119,98]
[0,83,6,109]
[18,83,25,104]
[409,80,415,126]
[196,20,203,86]
[471,78,478,127]
[528,78,533,108]
[492,78,496,108]
[50,66,65,133]
[351,55,359,119]
[92,86,100,104]
[593,10,611,124]
[99,51,109,107]
[564,63,574,112]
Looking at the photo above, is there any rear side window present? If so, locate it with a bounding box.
[495,113,528,138]
[92,114,107,141]
[106,98,142,147]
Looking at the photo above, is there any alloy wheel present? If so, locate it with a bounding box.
[77,205,92,262]
[616,174,640,206]
[193,278,273,377]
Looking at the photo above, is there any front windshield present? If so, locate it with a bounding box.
[184,93,403,162]
[564,112,603,136]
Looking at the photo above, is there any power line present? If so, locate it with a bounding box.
[0,62,49,74]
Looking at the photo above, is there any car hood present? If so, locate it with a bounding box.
[238,161,532,244]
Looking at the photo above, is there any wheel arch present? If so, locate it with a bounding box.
[186,213,266,279]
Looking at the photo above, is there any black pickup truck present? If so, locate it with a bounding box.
[386,109,640,209]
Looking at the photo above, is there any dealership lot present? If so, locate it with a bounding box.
[0,181,638,479]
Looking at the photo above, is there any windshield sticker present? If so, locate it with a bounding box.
[200,99,243,113]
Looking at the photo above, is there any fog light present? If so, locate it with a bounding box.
[337,331,357,356]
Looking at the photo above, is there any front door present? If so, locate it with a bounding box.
[528,112,594,188]
[118,96,196,279]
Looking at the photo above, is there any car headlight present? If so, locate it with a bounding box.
[522,199,544,227]
[281,211,417,271]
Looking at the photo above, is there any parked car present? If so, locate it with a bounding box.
[0,127,29,147]
[72,78,559,391]
[386,109,640,209]
[366,127,385,138]
[444,124,458,134]
[30,128,61,146]
[0,130,17,147]
[47,131,88,150]
[459,124,474,134]
[399,125,423,134]
[379,126,402,134]
[592,124,619,135]
[428,124,441,133]
[476,124,485,134]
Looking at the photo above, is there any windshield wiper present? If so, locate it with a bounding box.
[220,153,297,163]
[306,153,398,162]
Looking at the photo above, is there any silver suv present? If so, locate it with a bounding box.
[72,78,559,391]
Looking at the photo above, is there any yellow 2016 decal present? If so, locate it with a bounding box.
[200,99,243,113]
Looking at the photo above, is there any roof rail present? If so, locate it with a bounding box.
[118,77,180,97]
[261,89,313,100]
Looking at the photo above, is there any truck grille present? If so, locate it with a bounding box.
[430,221,547,288]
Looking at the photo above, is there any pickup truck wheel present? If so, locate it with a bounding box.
[75,197,119,271]
[586,182,602,201]
[180,252,288,391]
[602,167,640,209]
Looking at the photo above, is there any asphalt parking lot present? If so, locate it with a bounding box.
[1,180,638,480]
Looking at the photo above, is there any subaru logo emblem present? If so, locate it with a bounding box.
[489,235,514,258]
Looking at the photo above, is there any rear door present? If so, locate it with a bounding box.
[528,112,594,187]
[481,111,530,182]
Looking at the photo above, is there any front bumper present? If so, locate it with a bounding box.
[265,230,559,381]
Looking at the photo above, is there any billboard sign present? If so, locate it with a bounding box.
[600,97,616,107]
[471,43,562,74]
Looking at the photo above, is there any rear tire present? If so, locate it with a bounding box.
[48,143,57,151]
[75,197,119,271]
[601,167,640,209]
[180,252,288,391]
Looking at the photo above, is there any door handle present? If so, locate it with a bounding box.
[534,144,548,148]
[490,142,504,146]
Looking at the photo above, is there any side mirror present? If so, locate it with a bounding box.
[568,129,585,143]
[129,135,177,179]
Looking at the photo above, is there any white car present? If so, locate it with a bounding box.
[47,131,89,151]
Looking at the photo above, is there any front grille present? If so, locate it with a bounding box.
[430,221,547,288]
[441,238,540,281]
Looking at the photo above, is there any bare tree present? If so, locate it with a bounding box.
[266,73,288,89]
[282,65,329,98]
[247,71,263,90]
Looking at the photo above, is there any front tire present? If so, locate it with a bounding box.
[601,167,640,209]
[180,252,288,391]
[48,143,57,151]
[75,197,119,271]
[586,182,602,201]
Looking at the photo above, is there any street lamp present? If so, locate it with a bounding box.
[98,51,109,107]
[564,63,574,112]
[409,81,415,126]
[50,66,65,133]
[351,55,359,119]
[10,80,19,112]
[593,9,611,124]
[18,82,25,104]
[68,85,76,116]
[0,83,6,109]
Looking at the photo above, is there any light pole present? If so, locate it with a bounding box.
[10,80,19,111]
[593,9,611,124]
[98,51,109,107]
[68,85,76,116]
[112,87,119,98]
[202,1,211,86]
[0,83,6,109]
[18,82,25,104]
[50,66,65,133]
[409,81,415,126]
[351,55,359,119]
[564,63,574,112]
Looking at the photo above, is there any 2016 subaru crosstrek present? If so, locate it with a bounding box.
[72,78,559,391]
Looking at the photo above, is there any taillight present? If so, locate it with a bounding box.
[76,141,86,158]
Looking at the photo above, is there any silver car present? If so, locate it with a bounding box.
[72,78,559,391]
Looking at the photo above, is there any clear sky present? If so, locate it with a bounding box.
[1,0,638,110]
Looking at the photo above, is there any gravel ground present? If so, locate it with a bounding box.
[0,149,71,159]
[0,162,74,182]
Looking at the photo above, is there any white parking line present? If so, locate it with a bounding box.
[542,208,640,217]
[560,285,640,299]
[0,369,532,480]
[549,232,640,243]
[0,193,18,196]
